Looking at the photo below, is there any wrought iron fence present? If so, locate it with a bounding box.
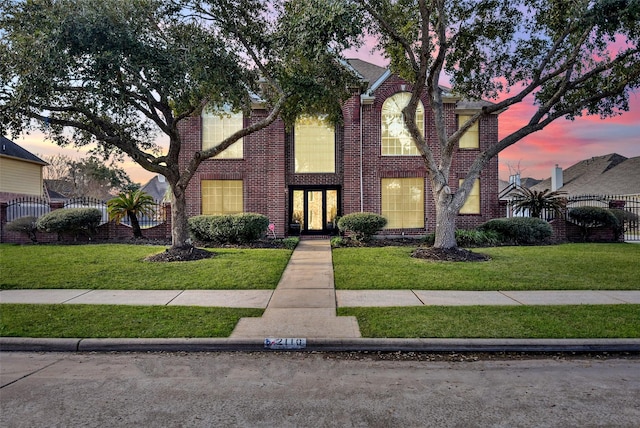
[116,200,167,229]
[4,196,167,230]
[64,197,109,225]
[5,196,51,222]
[518,194,640,241]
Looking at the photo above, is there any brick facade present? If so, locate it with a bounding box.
[179,62,502,238]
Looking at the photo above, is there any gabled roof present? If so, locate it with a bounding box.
[530,153,640,196]
[1,136,47,166]
[141,175,170,202]
[347,58,497,111]
[499,177,542,193]
[346,59,388,91]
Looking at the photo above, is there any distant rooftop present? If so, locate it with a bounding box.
[530,153,640,196]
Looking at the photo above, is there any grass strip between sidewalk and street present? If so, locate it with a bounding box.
[338,305,640,338]
[2,304,638,339]
[0,304,263,338]
[0,244,292,290]
[333,243,640,290]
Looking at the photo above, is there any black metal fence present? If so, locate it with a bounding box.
[5,196,50,222]
[510,194,640,241]
[4,196,167,230]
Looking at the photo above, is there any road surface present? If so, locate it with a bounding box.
[1,351,639,427]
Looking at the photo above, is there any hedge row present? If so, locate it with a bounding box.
[188,213,269,244]
[6,208,102,242]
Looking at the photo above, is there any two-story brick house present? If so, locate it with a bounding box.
[178,59,500,237]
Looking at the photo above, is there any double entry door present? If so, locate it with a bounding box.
[290,187,340,235]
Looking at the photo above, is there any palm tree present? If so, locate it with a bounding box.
[511,187,567,219]
[108,190,156,238]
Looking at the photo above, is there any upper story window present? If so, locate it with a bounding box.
[202,108,243,159]
[381,92,424,156]
[458,115,479,149]
[294,116,335,173]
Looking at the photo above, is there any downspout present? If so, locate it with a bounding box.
[360,100,364,212]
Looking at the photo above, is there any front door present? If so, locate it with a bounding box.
[290,187,339,235]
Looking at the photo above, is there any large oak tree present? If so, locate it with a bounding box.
[0,0,361,250]
[352,0,640,249]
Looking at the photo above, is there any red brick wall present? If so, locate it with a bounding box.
[179,110,288,237]
[179,73,502,237]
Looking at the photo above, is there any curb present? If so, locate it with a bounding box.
[2,337,640,353]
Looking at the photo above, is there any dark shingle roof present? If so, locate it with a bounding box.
[1,136,47,165]
[530,153,640,196]
[140,175,170,202]
[346,59,388,90]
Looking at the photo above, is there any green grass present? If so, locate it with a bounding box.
[0,304,263,338]
[0,244,292,290]
[338,305,640,338]
[333,243,640,290]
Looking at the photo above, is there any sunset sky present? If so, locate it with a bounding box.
[10,47,640,186]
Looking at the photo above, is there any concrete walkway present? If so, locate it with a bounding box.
[230,240,361,339]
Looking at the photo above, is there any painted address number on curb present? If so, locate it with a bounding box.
[264,338,306,350]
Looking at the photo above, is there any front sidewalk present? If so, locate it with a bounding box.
[2,289,640,307]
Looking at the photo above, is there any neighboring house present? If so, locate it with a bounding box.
[140,175,171,202]
[530,153,640,197]
[178,59,501,237]
[0,136,47,203]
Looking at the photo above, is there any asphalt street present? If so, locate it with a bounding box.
[1,351,639,427]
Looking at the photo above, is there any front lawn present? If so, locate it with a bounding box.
[338,305,640,338]
[0,244,292,290]
[333,243,640,290]
[0,304,262,338]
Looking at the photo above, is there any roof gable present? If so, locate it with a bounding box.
[1,136,47,166]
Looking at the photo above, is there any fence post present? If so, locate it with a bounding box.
[0,202,7,243]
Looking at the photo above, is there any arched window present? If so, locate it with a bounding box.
[381,92,424,156]
[201,108,243,159]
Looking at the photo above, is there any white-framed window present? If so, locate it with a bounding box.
[381,177,425,228]
[381,92,424,156]
[201,180,243,215]
[294,116,335,173]
[202,108,243,159]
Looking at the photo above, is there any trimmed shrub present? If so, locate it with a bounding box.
[278,237,299,250]
[478,217,553,244]
[337,212,387,242]
[36,208,102,240]
[187,215,212,243]
[568,207,620,241]
[5,216,39,243]
[188,213,269,244]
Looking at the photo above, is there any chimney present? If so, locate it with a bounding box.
[551,165,563,191]
[509,173,521,186]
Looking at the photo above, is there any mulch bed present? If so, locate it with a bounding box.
[411,247,491,262]
[145,246,215,262]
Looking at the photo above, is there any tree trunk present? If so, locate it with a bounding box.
[170,187,191,250]
[433,192,459,249]
[128,212,143,238]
